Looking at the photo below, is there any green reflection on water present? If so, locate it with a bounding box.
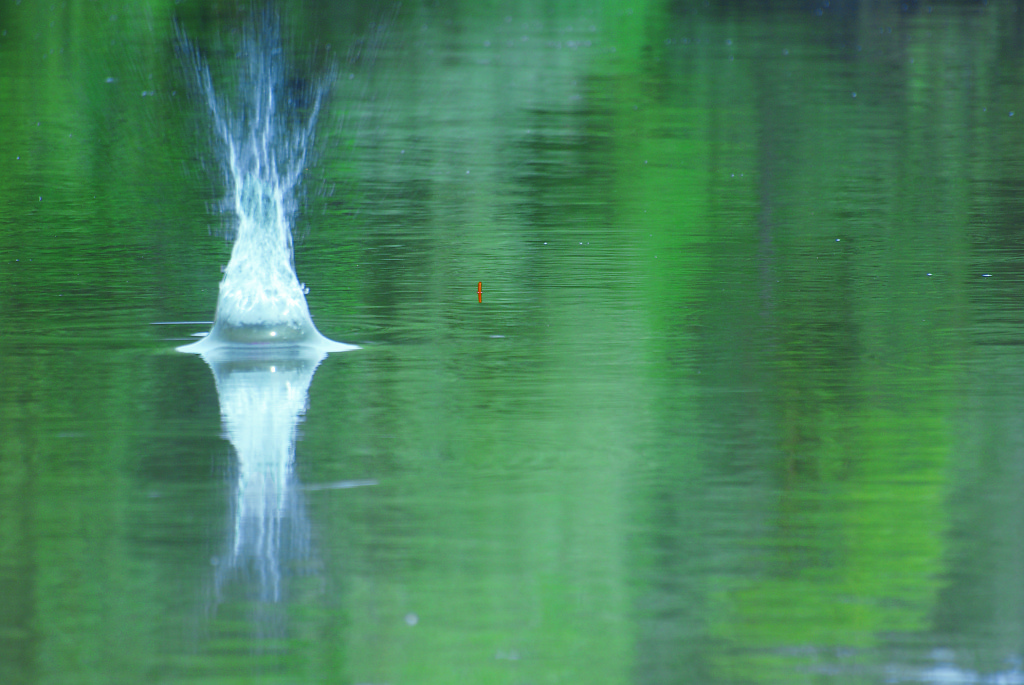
[4,0,1024,684]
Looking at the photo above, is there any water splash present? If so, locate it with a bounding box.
[176,13,356,354]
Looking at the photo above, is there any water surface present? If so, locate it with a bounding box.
[3,1,1024,683]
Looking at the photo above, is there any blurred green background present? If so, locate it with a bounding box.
[3,1,1024,683]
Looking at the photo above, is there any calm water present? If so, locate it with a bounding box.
[4,1,1024,683]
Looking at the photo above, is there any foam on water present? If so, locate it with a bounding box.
[176,13,356,354]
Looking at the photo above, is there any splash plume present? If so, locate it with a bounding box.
[177,13,356,353]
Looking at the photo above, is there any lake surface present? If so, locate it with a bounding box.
[4,1,1024,683]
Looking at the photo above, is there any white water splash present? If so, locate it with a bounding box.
[176,14,356,354]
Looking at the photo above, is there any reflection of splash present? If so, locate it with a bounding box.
[798,647,1024,684]
[203,348,323,604]
[188,347,375,658]
[884,653,1024,684]
[175,11,356,354]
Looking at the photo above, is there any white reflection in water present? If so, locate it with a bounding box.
[203,349,321,604]
[169,341,381,670]
[884,656,1024,684]
[812,650,1024,684]
[197,348,372,612]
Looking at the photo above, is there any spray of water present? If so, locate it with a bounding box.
[176,13,356,353]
